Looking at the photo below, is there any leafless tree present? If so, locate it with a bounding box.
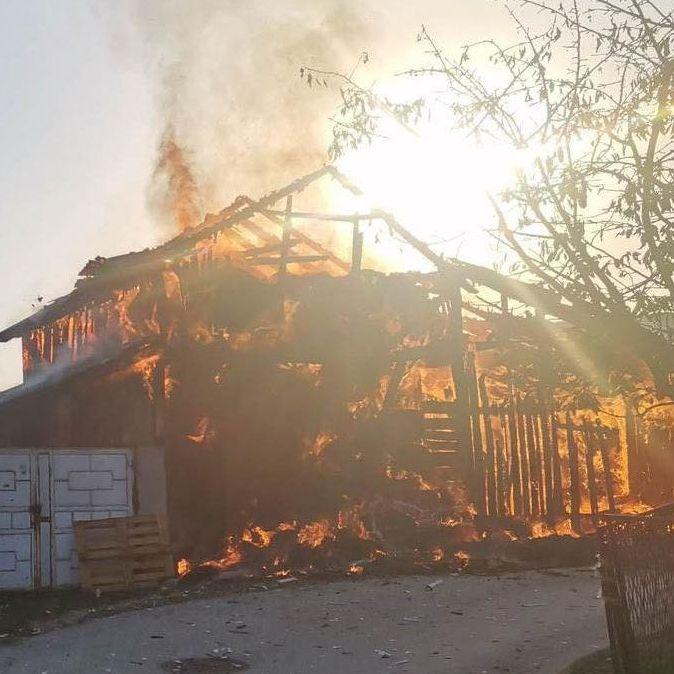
[304,0,674,399]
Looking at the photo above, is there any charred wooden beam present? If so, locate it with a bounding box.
[249,255,329,266]
[243,240,300,257]
[351,219,363,273]
[279,196,293,277]
[466,351,486,517]
[508,389,522,516]
[566,412,582,531]
[526,414,540,517]
[447,283,472,481]
[262,210,373,222]
[539,407,554,518]
[516,395,531,517]
[383,361,407,409]
[550,413,564,517]
[582,419,600,519]
[596,423,616,513]
[624,399,640,496]
[478,375,498,516]
[253,200,351,273]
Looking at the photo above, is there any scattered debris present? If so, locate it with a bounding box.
[375,649,392,658]
[161,655,249,672]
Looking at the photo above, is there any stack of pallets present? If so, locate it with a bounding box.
[74,515,175,592]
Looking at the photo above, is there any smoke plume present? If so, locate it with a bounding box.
[104,0,380,235]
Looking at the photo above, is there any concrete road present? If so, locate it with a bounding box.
[0,568,607,673]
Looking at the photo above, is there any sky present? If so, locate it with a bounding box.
[0,0,518,391]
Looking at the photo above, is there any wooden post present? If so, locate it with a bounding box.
[582,419,600,519]
[550,413,564,516]
[596,422,616,513]
[479,376,498,516]
[279,195,293,278]
[383,361,407,409]
[351,218,363,273]
[498,407,511,516]
[526,414,540,516]
[508,392,523,516]
[517,395,531,517]
[624,399,640,497]
[539,406,554,518]
[466,352,486,517]
[500,294,509,314]
[566,413,581,531]
[447,282,472,480]
[495,410,506,517]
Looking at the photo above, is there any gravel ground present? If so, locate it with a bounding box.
[0,568,607,674]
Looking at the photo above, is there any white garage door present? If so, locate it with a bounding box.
[0,452,33,589]
[0,449,134,589]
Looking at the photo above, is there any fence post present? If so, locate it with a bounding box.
[517,395,531,517]
[466,351,486,517]
[596,422,616,513]
[582,419,600,519]
[508,390,522,516]
[479,375,498,516]
[526,413,540,517]
[566,412,582,532]
[551,413,564,516]
[624,399,641,497]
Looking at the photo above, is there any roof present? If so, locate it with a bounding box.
[0,165,363,342]
[0,339,158,407]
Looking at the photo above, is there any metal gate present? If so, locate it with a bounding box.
[0,449,134,589]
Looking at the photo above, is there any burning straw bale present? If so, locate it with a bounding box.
[163,272,471,570]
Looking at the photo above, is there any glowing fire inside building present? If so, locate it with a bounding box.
[0,165,670,584]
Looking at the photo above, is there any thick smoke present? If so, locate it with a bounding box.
[97,0,515,237]
[105,0,380,234]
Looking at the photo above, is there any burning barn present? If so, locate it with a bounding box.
[0,165,656,590]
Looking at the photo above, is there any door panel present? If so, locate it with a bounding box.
[0,449,134,589]
[50,450,134,586]
[37,453,52,588]
[0,452,33,589]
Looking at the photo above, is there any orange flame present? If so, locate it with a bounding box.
[176,557,191,577]
[297,520,333,548]
[242,525,275,548]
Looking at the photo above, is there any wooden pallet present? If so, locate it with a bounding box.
[74,515,174,592]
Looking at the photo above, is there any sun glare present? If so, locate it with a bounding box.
[336,113,538,269]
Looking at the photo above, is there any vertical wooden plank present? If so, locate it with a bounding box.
[495,436,504,517]
[498,406,511,516]
[550,413,564,516]
[596,423,616,513]
[351,219,363,273]
[539,405,554,518]
[447,282,471,479]
[582,419,600,519]
[466,351,486,517]
[526,414,540,516]
[517,395,531,517]
[508,392,522,516]
[279,195,293,278]
[478,375,497,516]
[383,361,407,409]
[566,412,581,531]
[623,399,640,497]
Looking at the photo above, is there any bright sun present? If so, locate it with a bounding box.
[336,112,537,269]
